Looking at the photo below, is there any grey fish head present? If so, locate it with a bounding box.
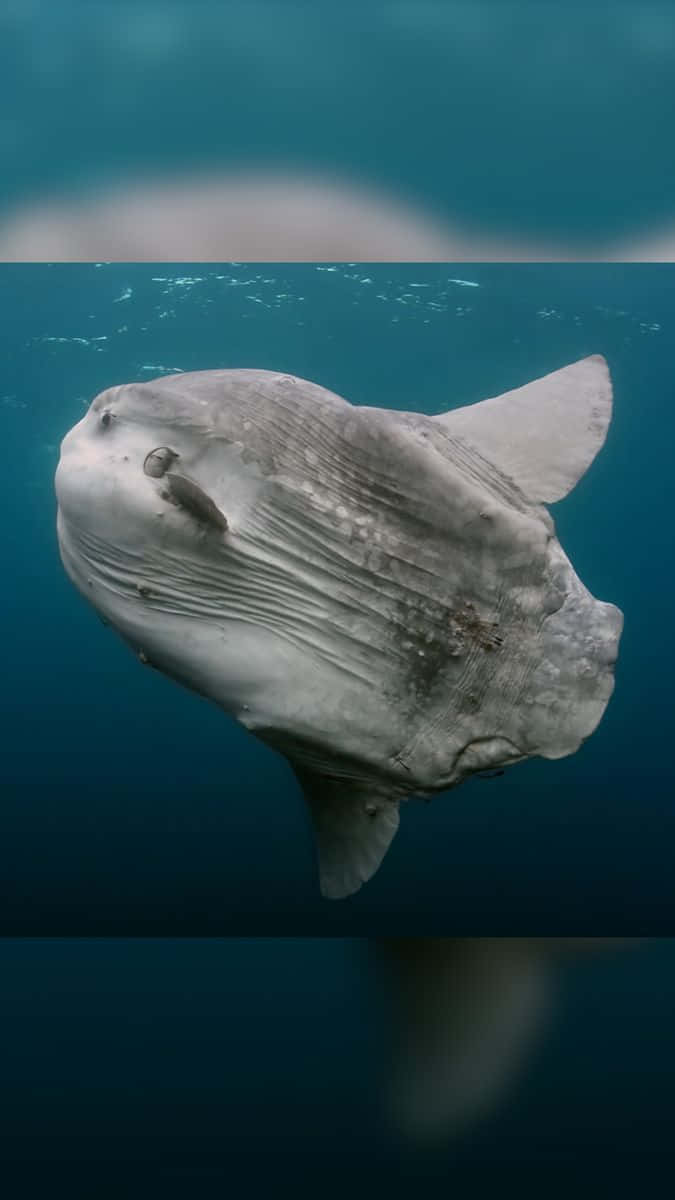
[54,369,320,718]
[55,358,623,899]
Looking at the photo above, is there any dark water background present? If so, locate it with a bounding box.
[0,938,673,1192]
[1,261,674,933]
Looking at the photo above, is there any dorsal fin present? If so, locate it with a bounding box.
[293,766,401,899]
[433,355,613,503]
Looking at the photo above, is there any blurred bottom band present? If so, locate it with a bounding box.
[0,937,671,1193]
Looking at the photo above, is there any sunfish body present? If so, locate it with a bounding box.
[55,357,623,897]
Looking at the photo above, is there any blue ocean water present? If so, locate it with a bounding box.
[0,938,674,1192]
[2,3,675,244]
[1,261,673,933]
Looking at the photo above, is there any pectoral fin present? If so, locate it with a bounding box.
[293,767,401,899]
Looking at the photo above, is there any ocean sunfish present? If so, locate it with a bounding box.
[54,357,623,898]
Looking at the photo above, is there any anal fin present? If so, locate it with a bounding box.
[293,767,401,900]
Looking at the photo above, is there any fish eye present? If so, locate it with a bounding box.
[143,446,179,478]
[100,410,113,429]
